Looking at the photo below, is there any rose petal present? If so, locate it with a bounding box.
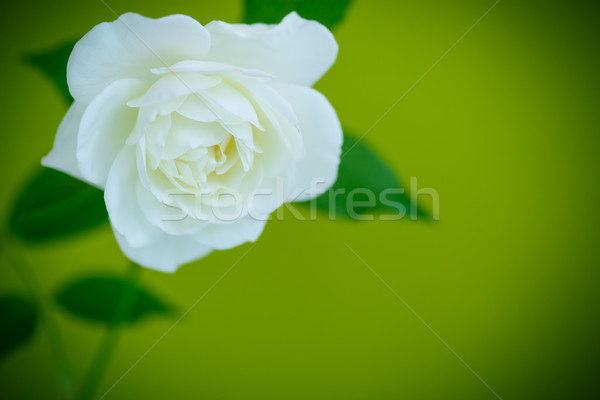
[177,96,219,122]
[247,166,296,216]
[146,114,172,170]
[151,60,273,79]
[272,83,342,201]
[77,78,148,187]
[194,215,266,250]
[68,13,211,103]
[203,82,262,129]
[163,116,229,159]
[127,73,221,108]
[205,12,337,87]
[113,227,212,273]
[42,102,87,182]
[105,146,164,247]
[135,179,206,235]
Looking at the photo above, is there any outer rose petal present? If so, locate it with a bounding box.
[113,228,212,273]
[107,147,213,272]
[77,78,148,187]
[42,102,86,181]
[272,83,343,201]
[68,13,210,103]
[135,179,207,236]
[205,12,338,87]
[194,216,267,250]
[104,147,165,248]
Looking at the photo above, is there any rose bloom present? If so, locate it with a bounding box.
[42,12,342,272]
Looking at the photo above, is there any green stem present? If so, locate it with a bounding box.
[2,242,73,399]
[76,262,141,400]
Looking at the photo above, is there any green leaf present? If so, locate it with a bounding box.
[26,40,76,104]
[0,295,38,361]
[9,167,108,242]
[244,0,352,30]
[308,133,430,220]
[55,276,170,324]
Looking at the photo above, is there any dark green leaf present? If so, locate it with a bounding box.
[26,40,76,104]
[244,0,352,30]
[9,167,108,242]
[55,275,170,324]
[307,133,430,220]
[0,295,38,361]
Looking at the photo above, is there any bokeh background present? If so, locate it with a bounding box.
[1,0,599,399]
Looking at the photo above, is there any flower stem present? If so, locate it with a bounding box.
[2,242,73,399]
[76,262,141,400]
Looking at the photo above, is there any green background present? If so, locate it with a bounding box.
[1,0,599,399]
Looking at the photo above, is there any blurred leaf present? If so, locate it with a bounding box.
[9,167,108,242]
[26,41,76,104]
[308,133,429,220]
[55,276,170,324]
[0,295,38,361]
[244,0,352,29]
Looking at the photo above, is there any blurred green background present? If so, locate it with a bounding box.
[1,0,599,399]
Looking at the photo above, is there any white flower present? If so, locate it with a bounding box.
[42,12,342,272]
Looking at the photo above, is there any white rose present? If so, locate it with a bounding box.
[42,12,342,272]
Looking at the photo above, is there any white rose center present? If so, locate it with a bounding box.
[125,62,304,218]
